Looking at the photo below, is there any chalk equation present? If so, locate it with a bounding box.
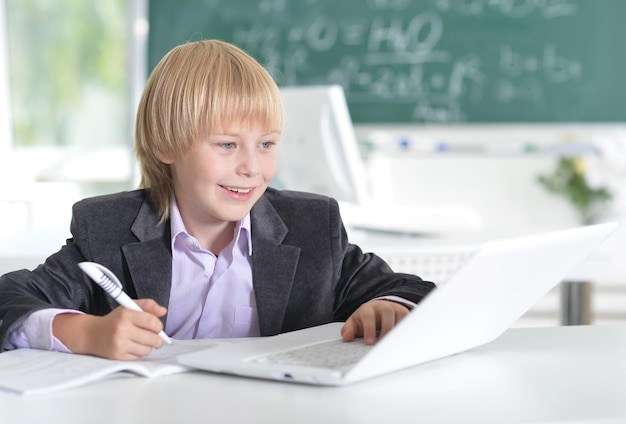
[228,0,583,123]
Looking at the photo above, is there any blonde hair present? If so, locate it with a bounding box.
[134,39,283,222]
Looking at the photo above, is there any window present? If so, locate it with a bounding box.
[0,0,147,232]
[6,0,128,148]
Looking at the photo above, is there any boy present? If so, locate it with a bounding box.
[0,40,434,360]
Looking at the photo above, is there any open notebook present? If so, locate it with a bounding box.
[178,221,618,386]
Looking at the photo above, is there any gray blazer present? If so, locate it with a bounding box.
[0,188,434,348]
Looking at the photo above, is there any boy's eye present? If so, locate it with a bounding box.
[260,141,274,149]
[220,142,235,150]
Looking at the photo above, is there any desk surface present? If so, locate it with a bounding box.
[2,324,625,424]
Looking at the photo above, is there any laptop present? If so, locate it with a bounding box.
[178,221,618,385]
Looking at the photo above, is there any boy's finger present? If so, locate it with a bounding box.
[340,319,358,341]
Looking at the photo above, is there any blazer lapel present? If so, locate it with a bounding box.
[250,196,301,336]
[117,193,300,334]
[121,197,173,319]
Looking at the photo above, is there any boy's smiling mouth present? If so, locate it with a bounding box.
[223,186,253,194]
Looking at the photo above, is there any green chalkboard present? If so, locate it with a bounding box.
[148,0,626,124]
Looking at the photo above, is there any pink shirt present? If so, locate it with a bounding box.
[165,197,259,339]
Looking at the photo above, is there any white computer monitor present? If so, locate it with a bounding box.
[272,85,369,205]
[273,85,483,236]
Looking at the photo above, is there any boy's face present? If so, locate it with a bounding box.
[162,122,280,227]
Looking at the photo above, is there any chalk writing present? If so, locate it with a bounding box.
[149,0,626,122]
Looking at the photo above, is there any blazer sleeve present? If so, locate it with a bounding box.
[0,240,107,350]
[0,192,146,350]
[328,200,436,321]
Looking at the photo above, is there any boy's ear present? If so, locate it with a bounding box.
[156,151,174,164]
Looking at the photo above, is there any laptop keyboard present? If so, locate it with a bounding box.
[249,250,475,371]
[253,339,373,370]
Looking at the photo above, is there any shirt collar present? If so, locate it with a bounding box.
[169,196,252,256]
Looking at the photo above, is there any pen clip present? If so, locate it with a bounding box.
[78,262,122,290]
[84,262,123,289]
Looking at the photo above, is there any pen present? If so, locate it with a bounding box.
[78,261,173,344]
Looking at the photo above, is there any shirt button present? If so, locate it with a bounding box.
[185,237,196,247]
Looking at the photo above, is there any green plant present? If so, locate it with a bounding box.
[537,157,612,224]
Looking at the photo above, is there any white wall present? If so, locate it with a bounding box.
[356,123,626,232]
[364,153,580,233]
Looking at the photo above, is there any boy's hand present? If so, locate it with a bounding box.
[341,299,410,345]
[52,299,168,360]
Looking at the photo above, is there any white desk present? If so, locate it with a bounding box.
[1,324,625,423]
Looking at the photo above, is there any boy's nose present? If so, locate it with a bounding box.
[236,150,260,176]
